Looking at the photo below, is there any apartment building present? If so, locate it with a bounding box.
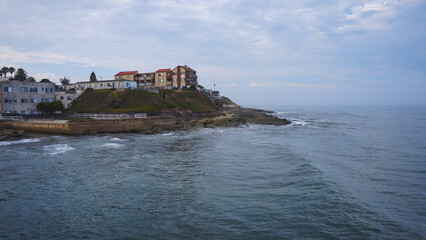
[114,71,138,81]
[172,65,198,88]
[134,72,155,88]
[116,65,198,89]
[0,80,55,114]
[55,91,77,108]
[154,69,173,89]
[60,79,137,92]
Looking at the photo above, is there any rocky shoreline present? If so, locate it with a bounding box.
[0,107,290,141]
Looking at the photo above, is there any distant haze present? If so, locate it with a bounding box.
[0,0,425,105]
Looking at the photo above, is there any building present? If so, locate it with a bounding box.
[115,65,198,89]
[55,91,78,108]
[0,80,55,115]
[154,69,173,89]
[60,79,137,92]
[135,72,155,88]
[114,71,138,81]
[171,65,198,88]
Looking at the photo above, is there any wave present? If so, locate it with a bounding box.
[110,137,125,141]
[43,144,74,155]
[159,132,175,136]
[0,138,41,146]
[100,143,124,149]
[292,121,309,126]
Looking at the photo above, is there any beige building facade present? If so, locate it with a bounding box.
[114,71,138,81]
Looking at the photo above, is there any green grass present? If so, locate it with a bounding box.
[67,89,219,113]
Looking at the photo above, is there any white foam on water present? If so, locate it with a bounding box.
[43,144,74,155]
[160,132,174,136]
[0,138,41,146]
[292,120,308,126]
[277,111,295,114]
[110,137,125,141]
[100,143,124,149]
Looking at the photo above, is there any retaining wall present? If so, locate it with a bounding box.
[0,116,177,135]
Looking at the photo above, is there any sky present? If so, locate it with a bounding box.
[0,0,425,105]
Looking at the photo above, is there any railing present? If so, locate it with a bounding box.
[27,119,68,124]
[0,116,23,121]
[75,113,147,119]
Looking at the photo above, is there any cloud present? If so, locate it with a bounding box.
[31,72,59,82]
[335,0,418,32]
[248,81,338,88]
[0,45,91,66]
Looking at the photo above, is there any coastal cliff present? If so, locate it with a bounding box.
[0,89,290,138]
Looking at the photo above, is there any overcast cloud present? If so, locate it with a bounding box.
[0,0,425,105]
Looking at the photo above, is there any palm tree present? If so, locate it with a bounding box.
[8,67,15,78]
[14,68,27,81]
[1,67,8,78]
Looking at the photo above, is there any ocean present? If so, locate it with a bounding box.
[1,106,425,239]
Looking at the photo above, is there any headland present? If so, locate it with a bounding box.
[0,89,290,140]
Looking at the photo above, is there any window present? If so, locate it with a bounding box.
[30,98,38,103]
[5,110,12,114]
[181,74,185,78]
[30,88,37,92]
[20,87,29,92]
[173,78,177,82]
[4,98,12,103]
[60,96,64,100]
[3,87,12,92]
[30,110,38,114]
[159,73,163,76]
[67,96,72,100]
[46,88,53,93]
[21,110,29,115]
[48,98,53,103]
[14,98,17,103]
[100,84,103,87]
[126,82,130,87]
[21,98,29,103]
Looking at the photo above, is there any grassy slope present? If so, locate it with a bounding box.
[67,89,218,113]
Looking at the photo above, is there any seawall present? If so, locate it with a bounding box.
[0,116,177,135]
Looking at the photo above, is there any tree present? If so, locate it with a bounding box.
[60,76,70,85]
[28,76,36,82]
[53,100,65,112]
[37,102,48,114]
[90,71,97,82]
[1,67,8,78]
[14,68,27,81]
[37,101,65,115]
[40,78,51,83]
[8,67,15,78]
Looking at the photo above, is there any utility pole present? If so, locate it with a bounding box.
[214,84,216,91]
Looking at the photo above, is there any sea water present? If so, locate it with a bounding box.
[0,106,425,239]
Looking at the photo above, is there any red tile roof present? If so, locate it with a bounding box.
[115,71,138,76]
[155,68,171,73]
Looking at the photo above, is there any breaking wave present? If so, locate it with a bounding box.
[0,138,41,146]
[43,144,74,155]
[100,143,124,149]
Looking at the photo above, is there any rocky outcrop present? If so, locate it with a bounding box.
[223,108,291,126]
